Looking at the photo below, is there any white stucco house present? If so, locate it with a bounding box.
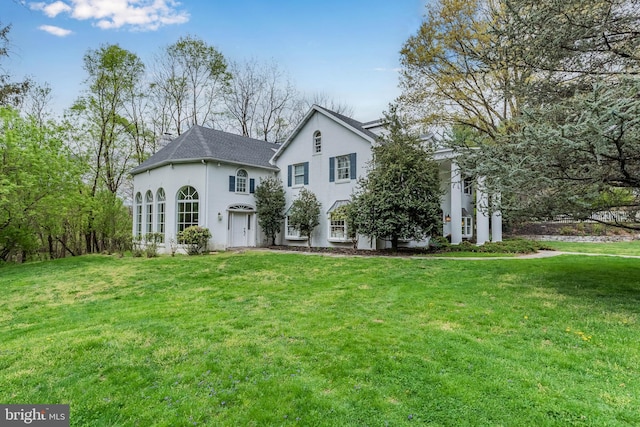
[131,105,502,253]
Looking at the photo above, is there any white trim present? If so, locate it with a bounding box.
[271,105,376,163]
[285,215,307,241]
[227,204,255,212]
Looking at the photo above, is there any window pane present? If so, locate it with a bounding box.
[156,188,166,240]
[294,164,305,185]
[337,155,350,180]
[330,219,346,239]
[177,186,199,232]
[236,170,248,192]
[314,131,322,153]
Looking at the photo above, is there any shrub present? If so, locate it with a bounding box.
[131,235,144,257]
[591,223,605,235]
[433,238,552,254]
[560,226,575,235]
[144,233,164,258]
[178,226,212,255]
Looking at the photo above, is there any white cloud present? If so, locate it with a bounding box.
[31,1,73,17]
[29,0,190,31]
[38,24,73,37]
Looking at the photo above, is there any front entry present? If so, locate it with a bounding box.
[229,211,255,247]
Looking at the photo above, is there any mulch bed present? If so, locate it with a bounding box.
[260,245,433,257]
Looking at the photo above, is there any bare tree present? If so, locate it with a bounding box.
[223,58,300,142]
[23,82,53,127]
[0,22,30,107]
[150,35,229,136]
[299,91,354,117]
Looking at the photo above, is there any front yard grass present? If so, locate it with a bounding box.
[541,240,640,256]
[1,252,639,426]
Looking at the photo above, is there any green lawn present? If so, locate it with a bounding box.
[1,252,639,426]
[542,240,640,256]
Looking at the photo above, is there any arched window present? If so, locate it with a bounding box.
[145,191,153,234]
[134,192,143,236]
[313,131,322,154]
[177,186,199,233]
[236,169,248,193]
[156,188,166,239]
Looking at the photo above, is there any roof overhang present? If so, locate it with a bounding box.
[130,157,280,176]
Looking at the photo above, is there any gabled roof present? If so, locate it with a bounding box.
[271,105,380,163]
[131,125,280,175]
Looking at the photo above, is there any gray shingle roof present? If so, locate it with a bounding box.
[130,125,279,175]
[315,106,380,140]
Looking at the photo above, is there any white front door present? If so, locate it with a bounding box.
[229,212,255,247]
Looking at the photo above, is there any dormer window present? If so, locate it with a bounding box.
[313,131,322,154]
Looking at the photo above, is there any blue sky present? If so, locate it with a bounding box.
[4,0,428,121]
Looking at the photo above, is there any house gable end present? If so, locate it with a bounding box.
[271,105,378,164]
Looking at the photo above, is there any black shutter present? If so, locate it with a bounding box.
[329,157,335,182]
[350,153,357,180]
[287,165,292,187]
[304,162,309,185]
[228,176,235,192]
[249,178,255,193]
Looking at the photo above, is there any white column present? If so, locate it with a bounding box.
[450,161,462,244]
[491,193,503,242]
[476,176,490,245]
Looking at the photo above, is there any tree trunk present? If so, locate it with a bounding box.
[391,235,399,253]
[47,234,55,260]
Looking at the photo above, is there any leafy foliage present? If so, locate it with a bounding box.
[288,188,321,247]
[178,226,212,255]
[403,0,640,229]
[0,107,85,261]
[466,79,640,225]
[351,108,442,251]
[331,203,358,248]
[433,238,553,254]
[254,176,286,245]
[399,0,527,137]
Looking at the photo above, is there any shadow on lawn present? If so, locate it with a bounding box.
[530,256,640,306]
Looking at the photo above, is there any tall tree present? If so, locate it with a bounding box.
[399,0,528,139]
[73,44,145,196]
[71,44,144,252]
[403,0,640,229]
[351,107,442,251]
[150,35,229,136]
[254,176,286,245]
[464,0,640,228]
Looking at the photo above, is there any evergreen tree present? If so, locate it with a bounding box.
[352,108,442,251]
